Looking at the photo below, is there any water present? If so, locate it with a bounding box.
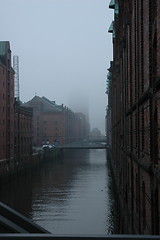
[0,149,116,234]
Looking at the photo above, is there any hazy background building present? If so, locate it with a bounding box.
[24,96,89,146]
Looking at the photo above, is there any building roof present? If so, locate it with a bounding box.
[41,96,63,112]
[0,41,10,56]
[109,0,115,9]
[23,96,62,112]
[23,96,77,116]
[108,21,114,33]
[15,101,33,116]
[0,41,10,67]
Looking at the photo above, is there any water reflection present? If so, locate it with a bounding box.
[0,149,116,234]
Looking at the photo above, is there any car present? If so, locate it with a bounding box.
[42,145,49,149]
[48,145,55,149]
[42,144,55,150]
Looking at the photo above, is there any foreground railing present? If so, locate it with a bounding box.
[0,234,159,240]
[0,202,159,239]
[0,202,48,233]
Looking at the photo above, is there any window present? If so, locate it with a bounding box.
[136,173,138,211]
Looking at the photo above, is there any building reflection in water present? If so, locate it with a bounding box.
[0,149,117,234]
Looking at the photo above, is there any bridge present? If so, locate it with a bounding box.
[0,201,159,240]
[0,202,48,234]
[88,136,106,143]
[55,141,107,150]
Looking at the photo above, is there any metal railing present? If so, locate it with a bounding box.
[0,202,48,234]
[0,202,159,239]
[0,233,159,240]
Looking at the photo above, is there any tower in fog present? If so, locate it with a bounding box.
[68,92,89,122]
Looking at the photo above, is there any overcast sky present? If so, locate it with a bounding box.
[1,0,113,134]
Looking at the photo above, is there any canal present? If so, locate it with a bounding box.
[0,149,117,234]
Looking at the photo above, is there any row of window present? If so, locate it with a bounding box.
[14,121,32,129]
[0,143,14,151]
[0,81,5,87]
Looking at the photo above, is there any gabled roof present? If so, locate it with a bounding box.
[109,0,115,9]
[108,21,114,33]
[23,96,62,112]
[41,96,62,112]
[42,96,74,113]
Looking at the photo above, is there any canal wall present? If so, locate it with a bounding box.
[0,152,41,186]
[0,148,61,186]
[107,147,128,234]
[43,148,61,160]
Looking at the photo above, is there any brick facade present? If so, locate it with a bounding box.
[107,0,160,234]
[14,102,33,171]
[0,42,15,176]
[0,42,34,181]
[24,96,89,146]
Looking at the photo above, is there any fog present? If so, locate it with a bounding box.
[1,0,113,134]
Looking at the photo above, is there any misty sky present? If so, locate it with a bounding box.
[1,0,113,134]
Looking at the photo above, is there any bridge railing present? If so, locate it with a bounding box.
[0,202,48,234]
[0,202,159,239]
[0,233,159,240]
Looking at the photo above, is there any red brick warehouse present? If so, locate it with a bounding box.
[14,102,33,171]
[106,0,160,234]
[0,42,15,177]
[24,96,89,146]
[0,42,34,180]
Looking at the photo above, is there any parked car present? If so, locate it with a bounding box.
[42,144,55,150]
[42,145,49,150]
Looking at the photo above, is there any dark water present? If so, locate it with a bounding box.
[0,149,116,234]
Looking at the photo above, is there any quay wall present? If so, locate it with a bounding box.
[0,149,61,186]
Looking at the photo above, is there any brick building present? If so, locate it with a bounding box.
[24,96,89,146]
[0,41,34,180]
[14,101,33,171]
[106,0,160,234]
[0,42,15,175]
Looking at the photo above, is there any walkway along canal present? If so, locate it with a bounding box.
[0,149,117,234]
